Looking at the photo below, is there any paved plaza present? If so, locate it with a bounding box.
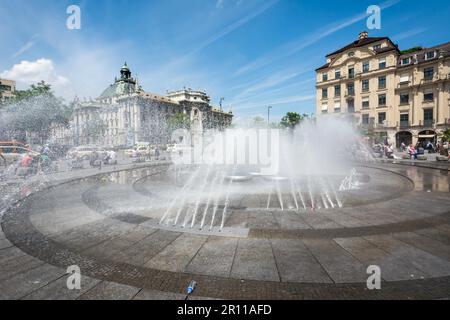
[1,161,450,300]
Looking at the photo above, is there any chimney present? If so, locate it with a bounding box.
[358,31,369,40]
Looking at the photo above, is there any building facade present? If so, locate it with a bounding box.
[51,63,233,146]
[316,32,450,147]
[0,78,16,104]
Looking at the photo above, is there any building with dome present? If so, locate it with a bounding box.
[52,63,233,147]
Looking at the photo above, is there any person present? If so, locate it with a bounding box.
[400,142,406,152]
[90,150,99,167]
[0,151,6,166]
[408,144,417,160]
[385,144,394,159]
[21,153,33,168]
[426,141,434,153]
[39,152,51,172]
[155,146,160,160]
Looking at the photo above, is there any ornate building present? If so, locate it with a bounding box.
[316,32,450,147]
[52,63,233,146]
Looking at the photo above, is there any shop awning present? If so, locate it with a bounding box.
[418,134,436,138]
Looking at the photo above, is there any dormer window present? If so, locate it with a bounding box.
[401,57,411,65]
[425,51,436,60]
[373,44,382,51]
[348,52,355,57]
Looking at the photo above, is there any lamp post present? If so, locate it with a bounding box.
[267,106,272,126]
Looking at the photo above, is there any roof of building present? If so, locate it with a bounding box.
[326,36,389,57]
[137,91,179,105]
[397,41,450,68]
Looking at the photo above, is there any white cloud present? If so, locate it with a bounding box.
[1,58,71,97]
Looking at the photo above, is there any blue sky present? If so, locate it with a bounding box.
[1,0,450,121]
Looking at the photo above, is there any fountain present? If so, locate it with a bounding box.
[155,117,374,232]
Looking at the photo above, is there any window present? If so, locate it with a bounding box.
[400,93,409,105]
[362,114,369,125]
[321,103,328,112]
[0,85,12,92]
[322,73,328,82]
[348,52,355,57]
[362,61,370,73]
[347,83,355,95]
[378,76,386,89]
[373,44,382,51]
[334,85,341,97]
[362,98,370,109]
[348,67,355,79]
[335,69,341,79]
[400,113,409,127]
[347,99,355,113]
[400,74,410,84]
[379,58,386,69]
[362,79,369,92]
[401,57,411,65]
[425,51,436,60]
[378,94,386,107]
[424,67,434,81]
[424,109,434,126]
[322,88,328,99]
[334,102,341,113]
[424,91,434,102]
[378,112,386,124]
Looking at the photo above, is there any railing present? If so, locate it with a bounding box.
[423,119,434,127]
[345,90,355,97]
[399,121,410,128]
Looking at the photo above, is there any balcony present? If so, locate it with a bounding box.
[345,90,355,97]
[424,119,434,127]
[399,121,410,129]
[372,121,393,129]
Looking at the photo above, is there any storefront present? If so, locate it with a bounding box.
[396,131,413,148]
[417,130,437,148]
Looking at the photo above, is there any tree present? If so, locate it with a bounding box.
[253,116,266,128]
[280,112,308,129]
[167,112,191,132]
[440,129,450,142]
[0,81,72,144]
[82,114,107,145]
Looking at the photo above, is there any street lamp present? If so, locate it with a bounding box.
[267,106,272,126]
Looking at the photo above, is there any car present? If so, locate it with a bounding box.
[67,146,106,160]
[0,145,40,166]
[124,145,155,158]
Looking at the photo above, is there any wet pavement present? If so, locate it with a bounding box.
[1,162,450,300]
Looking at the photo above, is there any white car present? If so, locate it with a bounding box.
[124,146,155,157]
[67,146,106,160]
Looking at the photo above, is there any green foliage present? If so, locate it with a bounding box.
[82,114,107,143]
[280,112,308,129]
[167,112,191,132]
[253,116,266,128]
[0,81,72,142]
[400,46,423,55]
[440,129,450,142]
